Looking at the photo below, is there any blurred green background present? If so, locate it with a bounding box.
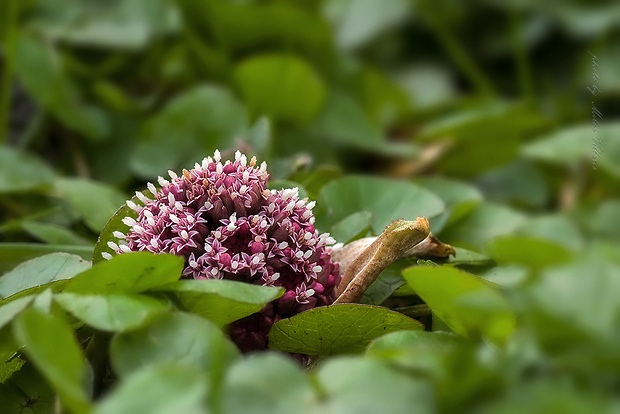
[0,0,619,263]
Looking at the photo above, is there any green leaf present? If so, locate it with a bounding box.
[221,352,317,414]
[439,203,527,251]
[0,296,34,330]
[0,352,26,384]
[110,312,239,378]
[415,177,482,233]
[366,330,461,374]
[403,266,517,344]
[475,159,550,209]
[132,85,248,178]
[152,280,282,327]
[269,304,423,356]
[54,293,168,332]
[21,221,92,246]
[325,0,411,51]
[94,364,208,414]
[0,244,93,274]
[0,363,56,412]
[64,252,183,294]
[486,236,572,270]
[13,33,109,140]
[93,192,141,264]
[361,258,416,305]
[0,146,55,193]
[0,253,90,300]
[315,357,434,414]
[12,307,90,413]
[317,176,444,235]
[55,177,128,233]
[515,214,584,251]
[586,200,620,242]
[235,54,327,125]
[330,210,373,243]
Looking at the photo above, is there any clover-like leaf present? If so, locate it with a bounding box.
[269,303,423,356]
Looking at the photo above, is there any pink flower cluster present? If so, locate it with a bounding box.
[105,150,340,351]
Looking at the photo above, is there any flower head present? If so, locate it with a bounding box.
[106,150,340,352]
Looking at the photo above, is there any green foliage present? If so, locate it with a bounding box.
[1,0,620,412]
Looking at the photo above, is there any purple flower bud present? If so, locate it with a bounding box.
[107,150,341,352]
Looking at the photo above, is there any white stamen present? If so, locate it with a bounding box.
[181,230,189,239]
[187,215,195,223]
[309,217,315,224]
[135,191,150,204]
[278,241,288,250]
[147,182,157,195]
[305,289,315,297]
[239,185,247,194]
[313,265,322,273]
[211,268,219,276]
[133,225,144,234]
[168,193,175,205]
[113,231,126,239]
[243,170,250,181]
[326,237,336,245]
[259,161,267,173]
[120,245,132,253]
[174,201,183,210]
[304,250,312,259]
[302,210,312,219]
[189,258,198,268]
[296,200,305,208]
[150,239,158,248]
[285,201,295,212]
[122,217,137,227]
[240,154,247,166]
[271,272,280,281]
[235,150,241,162]
[107,241,119,251]
[304,232,312,240]
[231,261,239,270]
[146,216,155,226]
[216,163,223,174]
[127,200,139,211]
[168,170,178,180]
[252,256,260,265]
[306,201,316,210]
[157,176,169,187]
[102,252,113,260]
[204,201,213,209]
[214,149,221,162]
[169,214,179,224]
[295,251,304,259]
[260,220,268,228]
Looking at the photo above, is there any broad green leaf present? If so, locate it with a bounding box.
[361,258,416,305]
[13,33,109,140]
[245,116,271,156]
[152,280,282,327]
[403,266,517,344]
[13,307,90,413]
[439,203,527,251]
[110,312,239,378]
[269,304,423,356]
[235,54,327,126]
[306,92,418,156]
[525,255,620,340]
[358,66,411,127]
[315,357,433,414]
[415,177,483,233]
[131,85,248,178]
[0,352,25,384]
[330,210,373,243]
[522,122,620,167]
[515,214,584,251]
[419,102,548,176]
[317,176,444,235]
[324,0,411,50]
[221,352,317,414]
[0,244,93,274]
[28,0,175,49]
[21,221,92,246]
[0,253,90,300]
[92,191,142,264]
[395,62,457,109]
[55,177,128,233]
[54,293,168,332]
[0,296,34,330]
[487,236,572,270]
[0,146,55,193]
[586,200,620,242]
[64,252,183,294]
[480,265,530,288]
[0,363,56,412]
[94,364,208,414]
[366,330,461,374]
[475,159,550,209]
